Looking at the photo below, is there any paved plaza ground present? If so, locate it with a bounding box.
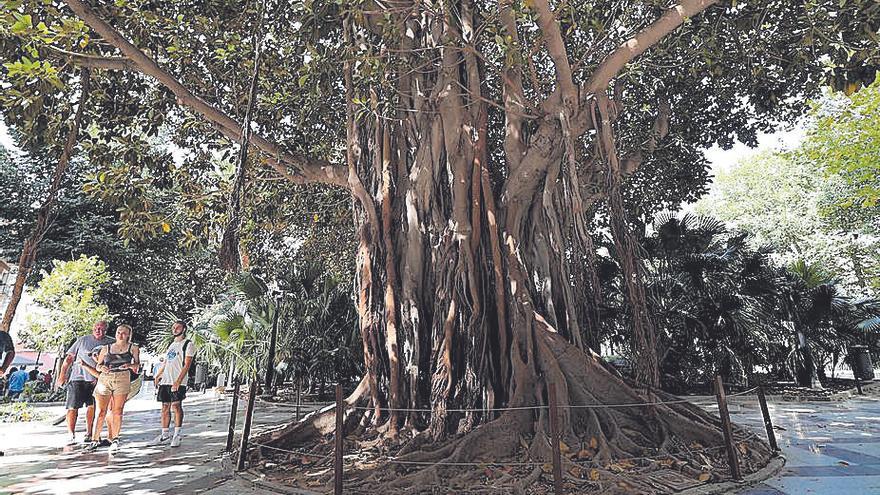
[731,393,880,495]
[0,381,325,495]
[1,383,879,494]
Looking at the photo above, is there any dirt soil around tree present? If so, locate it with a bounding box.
[250,394,772,494]
[252,425,769,494]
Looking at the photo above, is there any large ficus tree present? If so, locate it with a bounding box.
[3,0,879,489]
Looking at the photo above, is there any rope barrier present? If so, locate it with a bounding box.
[243,379,771,493]
[252,441,327,458]
[350,387,760,414]
[252,441,741,468]
[386,459,545,467]
[351,404,547,413]
[728,387,760,398]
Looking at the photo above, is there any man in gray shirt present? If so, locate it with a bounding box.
[57,321,114,445]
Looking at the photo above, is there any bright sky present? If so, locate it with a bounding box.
[703,125,806,176]
[0,121,14,151]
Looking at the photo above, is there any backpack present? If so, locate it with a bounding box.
[181,339,197,385]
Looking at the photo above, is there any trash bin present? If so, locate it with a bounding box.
[848,345,875,381]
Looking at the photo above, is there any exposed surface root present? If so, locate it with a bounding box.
[251,335,772,493]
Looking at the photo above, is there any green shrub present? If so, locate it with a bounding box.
[0,402,48,423]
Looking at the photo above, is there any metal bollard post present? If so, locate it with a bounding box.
[236,378,258,471]
[714,376,742,480]
[548,383,563,495]
[334,383,344,495]
[756,385,779,452]
[225,379,241,452]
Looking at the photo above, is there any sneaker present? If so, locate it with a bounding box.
[147,434,170,446]
[65,435,78,446]
[83,435,93,444]
[170,435,181,448]
[108,439,120,453]
[84,438,112,451]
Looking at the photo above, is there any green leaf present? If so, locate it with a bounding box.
[11,14,33,35]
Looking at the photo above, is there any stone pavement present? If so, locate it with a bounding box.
[0,381,326,495]
[723,392,880,495]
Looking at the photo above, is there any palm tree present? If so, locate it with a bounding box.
[640,214,786,389]
[173,260,362,398]
[784,260,880,386]
[274,259,361,399]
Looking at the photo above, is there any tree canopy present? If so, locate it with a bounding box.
[805,80,880,209]
[1,0,877,236]
[2,0,880,491]
[698,137,879,295]
[19,254,111,352]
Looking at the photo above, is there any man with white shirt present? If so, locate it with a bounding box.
[148,320,196,447]
[57,321,115,445]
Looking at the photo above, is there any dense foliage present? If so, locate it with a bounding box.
[621,214,880,389]
[19,254,111,352]
[152,261,361,393]
[699,150,880,295]
[806,81,880,209]
[2,0,879,488]
[0,142,227,336]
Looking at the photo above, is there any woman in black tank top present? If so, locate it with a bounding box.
[102,343,134,371]
[92,325,140,452]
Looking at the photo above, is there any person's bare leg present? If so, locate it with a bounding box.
[172,402,184,427]
[66,409,78,435]
[169,401,184,446]
[109,394,126,439]
[148,403,173,446]
[85,404,96,438]
[93,395,110,441]
[161,402,172,428]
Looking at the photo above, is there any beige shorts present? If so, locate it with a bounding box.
[95,371,131,396]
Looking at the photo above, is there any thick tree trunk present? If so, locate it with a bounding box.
[0,68,91,334]
[256,7,771,491]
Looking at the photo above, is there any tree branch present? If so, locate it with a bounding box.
[62,0,348,188]
[498,0,529,168]
[583,0,718,95]
[46,45,136,71]
[531,0,577,108]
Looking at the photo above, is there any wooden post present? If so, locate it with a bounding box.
[264,296,280,393]
[756,385,778,452]
[295,375,302,421]
[714,376,742,480]
[225,379,241,452]
[334,383,344,495]
[855,376,864,395]
[236,378,258,471]
[548,383,563,495]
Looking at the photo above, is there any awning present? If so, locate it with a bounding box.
[11,355,38,366]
